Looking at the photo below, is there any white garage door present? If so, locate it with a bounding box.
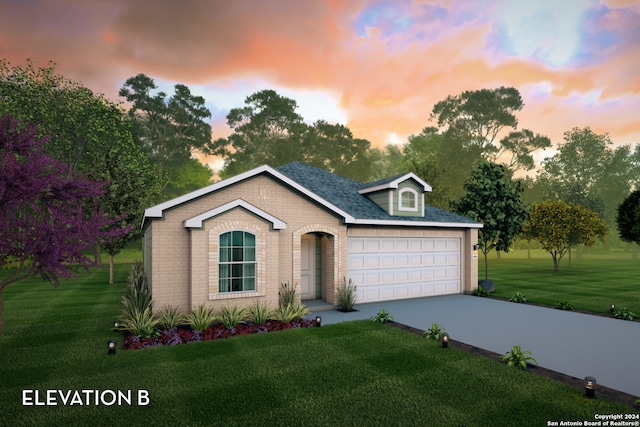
[347,237,461,303]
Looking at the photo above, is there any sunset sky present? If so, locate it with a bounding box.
[1,0,639,168]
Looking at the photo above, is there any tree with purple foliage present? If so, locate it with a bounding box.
[0,115,124,332]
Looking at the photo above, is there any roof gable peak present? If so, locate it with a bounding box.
[358,172,432,195]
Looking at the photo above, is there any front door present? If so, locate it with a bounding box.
[300,234,315,300]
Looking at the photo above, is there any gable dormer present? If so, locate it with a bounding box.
[358,173,432,217]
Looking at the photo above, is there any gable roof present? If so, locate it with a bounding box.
[275,162,481,228]
[143,162,482,229]
[358,172,432,194]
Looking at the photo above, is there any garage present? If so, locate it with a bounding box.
[347,236,461,303]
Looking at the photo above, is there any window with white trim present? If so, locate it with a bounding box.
[219,231,256,292]
[398,188,419,212]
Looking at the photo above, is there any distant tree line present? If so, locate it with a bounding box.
[2,58,640,304]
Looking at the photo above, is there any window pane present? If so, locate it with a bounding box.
[220,247,231,262]
[244,277,255,291]
[219,278,230,293]
[219,264,230,279]
[232,231,244,246]
[244,263,255,278]
[245,247,255,262]
[219,232,231,246]
[232,248,243,262]
[232,264,243,278]
[244,233,256,247]
[402,192,415,208]
[232,278,242,292]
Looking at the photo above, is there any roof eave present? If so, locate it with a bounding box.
[142,164,356,228]
[347,218,483,228]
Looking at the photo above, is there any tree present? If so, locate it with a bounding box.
[99,144,161,283]
[211,89,372,181]
[404,127,483,209]
[430,87,550,173]
[522,200,609,272]
[0,115,125,332]
[451,161,528,281]
[1,59,129,176]
[163,157,213,201]
[302,120,372,181]
[366,144,406,182]
[210,89,305,178]
[537,127,639,230]
[1,60,160,270]
[616,190,640,247]
[497,129,551,171]
[119,73,212,194]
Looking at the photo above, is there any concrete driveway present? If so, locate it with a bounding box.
[308,294,640,397]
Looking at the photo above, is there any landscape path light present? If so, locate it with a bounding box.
[584,376,596,398]
[610,304,615,314]
[108,340,117,355]
[315,316,322,327]
[440,333,449,348]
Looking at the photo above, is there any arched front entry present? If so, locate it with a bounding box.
[293,225,340,304]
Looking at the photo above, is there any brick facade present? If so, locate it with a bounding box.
[143,169,480,313]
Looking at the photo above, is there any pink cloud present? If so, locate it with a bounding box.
[0,0,638,158]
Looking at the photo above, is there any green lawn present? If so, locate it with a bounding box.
[0,253,640,426]
[0,258,637,427]
[482,249,640,315]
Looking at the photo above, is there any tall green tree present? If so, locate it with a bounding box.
[430,87,550,173]
[163,157,213,200]
[100,143,161,283]
[211,89,306,178]
[211,89,372,181]
[1,59,130,176]
[119,73,212,194]
[616,190,640,249]
[451,161,528,281]
[302,120,371,181]
[0,59,159,274]
[404,127,483,209]
[537,127,639,233]
[366,144,406,182]
[523,200,609,272]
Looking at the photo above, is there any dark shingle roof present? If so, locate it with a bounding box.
[275,162,479,225]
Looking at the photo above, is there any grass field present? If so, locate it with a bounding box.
[0,251,638,426]
[481,249,640,316]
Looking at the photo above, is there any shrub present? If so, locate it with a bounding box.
[279,282,297,307]
[118,306,159,339]
[556,300,574,311]
[509,291,527,303]
[371,308,394,324]
[218,304,248,328]
[274,302,310,323]
[473,286,489,297]
[247,300,275,325]
[156,305,185,329]
[336,277,358,311]
[501,345,538,370]
[613,307,636,321]
[423,323,447,341]
[186,305,217,332]
[121,261,152,315]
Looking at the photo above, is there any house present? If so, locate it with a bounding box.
[141,162,482,312]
